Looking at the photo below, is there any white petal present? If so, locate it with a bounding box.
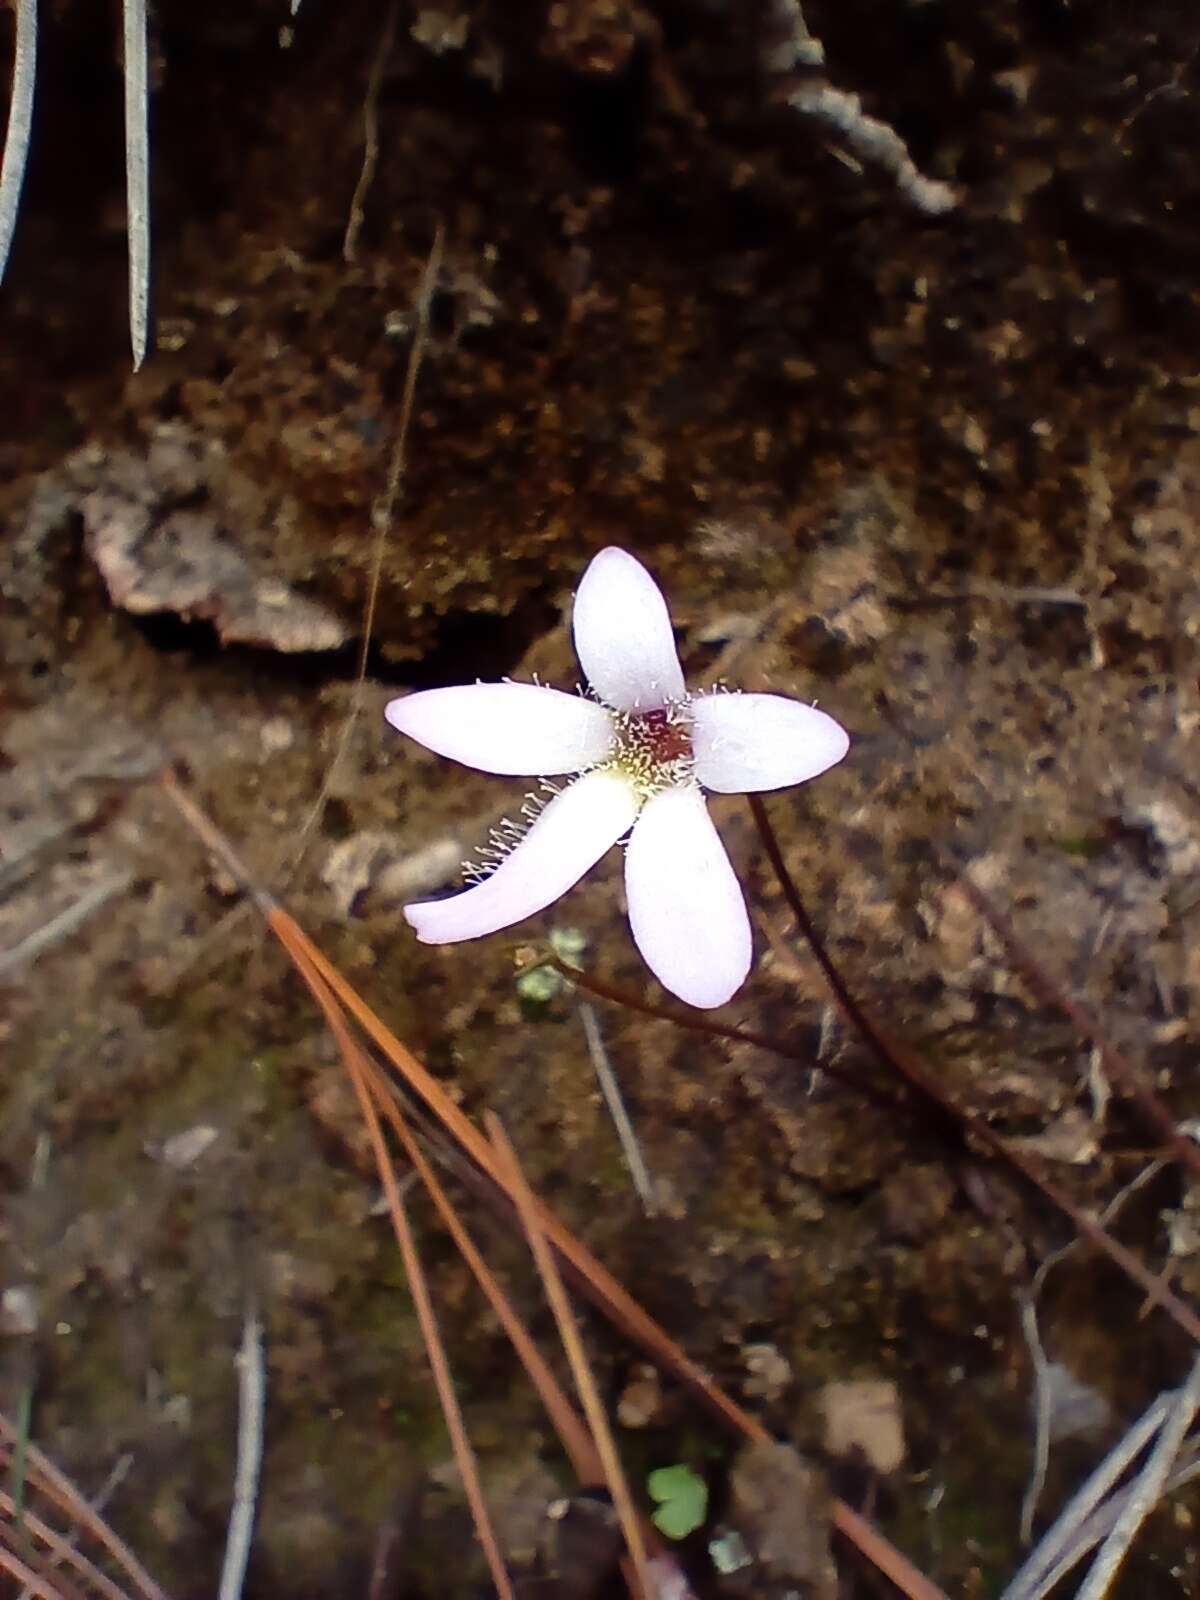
[385,683,614,776]
[624,787,752,1009]
[572,547,686,712]
[691,692,849,794]
[405,769,639,944]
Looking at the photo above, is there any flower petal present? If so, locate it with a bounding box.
[572,547,686,712]
[691,692,849,794]
[624,786,752,1008]
[385,683,615,776]
[405,769,639,944]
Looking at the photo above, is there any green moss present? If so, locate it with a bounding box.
[1051,831,1109,859]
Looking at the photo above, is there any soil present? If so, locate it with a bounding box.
[3,2,1200,1595]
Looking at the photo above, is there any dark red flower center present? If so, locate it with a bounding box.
[634,706,694,764]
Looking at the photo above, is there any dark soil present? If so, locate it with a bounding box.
[3,2,1200,1595]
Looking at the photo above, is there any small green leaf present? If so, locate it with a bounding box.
[515,965,562,1004]
[647,1463,708,1540]
[550,925,588,963]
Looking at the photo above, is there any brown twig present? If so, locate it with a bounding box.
[14,1455,133,1600]
[746,794,1200,1345]
[284,221,444,880]
[372,1101,605,1484]
[747,796,988,1145]
[159,767,274,915]
[545,955,911,1120]
[343,0,398,263]
[958,874,1200,1184]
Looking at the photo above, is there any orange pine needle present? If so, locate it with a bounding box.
[286,944,514,1600]
[296,955,683,1598]
[0,1417,165,1600]
[273,917,952,1600]
[162,770,953,1600]
[0,1540,70,1600]
[486,1113,652,1600]
[0,1485,132,1600]
[365,1090,604,1486]
[270,908,764,1437]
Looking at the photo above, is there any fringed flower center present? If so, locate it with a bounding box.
[605,699,695,798]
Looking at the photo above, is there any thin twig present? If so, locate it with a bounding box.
[0,871,133,979]
[376,224,444,552]
[217,1304,264,1600]
[0,0,36,285]
[578,1000,657,1216]
[374,1170,513,1593]
[283,223,444,879]
[371,1100,605,1484]
[487,1114,652,1600]
[1017,1157,1166,1545]
[370,1090,688,1600]
[1016,1292,1053,1550]
[272,905,766,1437]
[343,0,398,262]
[1074,1353,1200,1600]
[958,874,1200,1183]
[747,794,1200,1345]
[745,796,944,1107]
[545,956,910,1118]
[122,0,151,370]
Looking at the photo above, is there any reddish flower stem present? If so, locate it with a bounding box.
[958,874,1200,1183]
[746,794,1200,1345]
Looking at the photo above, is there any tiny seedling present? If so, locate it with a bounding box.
[647,1463,708,1540]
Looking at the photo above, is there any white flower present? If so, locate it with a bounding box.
[385,547,849,1009]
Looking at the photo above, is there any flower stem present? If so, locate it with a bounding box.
[545,954,909,1118]
[745,793,1200,1344]
[746,792,962,1141]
